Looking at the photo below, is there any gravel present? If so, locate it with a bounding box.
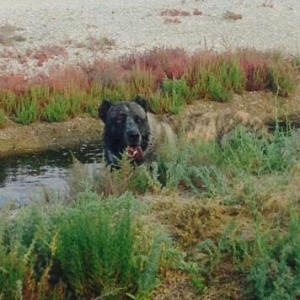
[0,0,299,76]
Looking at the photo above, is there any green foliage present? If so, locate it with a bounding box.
[0,108,7,127]
[15,99,39,124]
[0,193,169,299]
[218,125,300,175]
[149,77,190,114]
[0,91,17,116]
[55,195,136,297]
[153,137,226,195]
[219,60,246,93]
[201,71,233,102]
[194,60,245,102]
[267,66,296,97]
[247,210,300,300]
[42,94,70,122]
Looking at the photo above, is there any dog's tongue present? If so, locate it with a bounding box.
[127,146,143,162]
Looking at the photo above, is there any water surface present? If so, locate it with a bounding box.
[0,142,103,204]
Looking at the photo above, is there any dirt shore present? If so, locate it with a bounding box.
[1,86,300,158]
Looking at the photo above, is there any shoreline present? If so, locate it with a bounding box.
[1,86,300,158]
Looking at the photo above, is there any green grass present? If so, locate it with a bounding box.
[0,47,298,123]
[41,94,71,122]
[1,125,300,298]
[0,108,7,128]
[0,192,171,300]
[15,99,39,125]
[0,44,300,299]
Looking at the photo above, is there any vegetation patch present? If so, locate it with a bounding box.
[0,47,298,125]
[1,124,300,298]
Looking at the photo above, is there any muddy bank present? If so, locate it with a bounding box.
[0,116,103,158]
[1,88,300,158]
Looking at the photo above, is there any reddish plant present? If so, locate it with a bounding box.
[86,59,126,87]
[193,8,203,16]
[0,73,27,94]
[46,65,90,93]
[236,50,272,91]
[27,46,68,67]
[123,48,188,83]
[160,9,191,17]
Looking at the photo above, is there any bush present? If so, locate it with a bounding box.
[218,125,300,175]
[41,95,70,122]
[0,192,169,299]
[15,99,39,125]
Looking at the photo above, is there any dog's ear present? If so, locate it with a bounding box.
[98,99,112,123]
[134,95,149,112]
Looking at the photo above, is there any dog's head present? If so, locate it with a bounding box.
[98,96,151,166]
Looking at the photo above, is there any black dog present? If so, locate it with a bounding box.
[98,96,176,168]
[98,96,152,167]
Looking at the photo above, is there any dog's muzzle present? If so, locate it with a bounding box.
[126,129,143,162]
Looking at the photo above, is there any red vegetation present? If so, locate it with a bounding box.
[193,8,203,16]
[0,46,297,123]
[160,9,191,17]
[26,46,68,67]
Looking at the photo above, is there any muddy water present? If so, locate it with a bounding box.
[0,142,103,204]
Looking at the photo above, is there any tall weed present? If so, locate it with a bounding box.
[0,192,169,299]
[41,94,70,122]
[218,125,300,175]
[15,99,39,124]
[246,209,300,299]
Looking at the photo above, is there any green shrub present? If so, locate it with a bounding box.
[0,192,169,299]
[218,125,300,175]
[267,65,296,97]
[218,60,246,93]
[154,138,227,195]
[15,99,39,124]
[42,95,70,122]
[161,77,190,113]
[0,108,7,128]
[0,91,17,116]
[198,71,233,102]
[246,208,300,299]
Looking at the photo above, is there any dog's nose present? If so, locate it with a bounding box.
[127,130,140,142]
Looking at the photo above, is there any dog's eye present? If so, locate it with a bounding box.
[115,113,125,124]
[135,116,142,124]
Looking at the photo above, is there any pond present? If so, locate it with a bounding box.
[0,142,103,204]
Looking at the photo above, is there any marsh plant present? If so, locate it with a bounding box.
[0,108,7,128]
[1,123,300,299]
[15,99,39,125]
[0,192,171,300]
[192,201,300,300]
[41,94,71,122]
[0,48,298,123]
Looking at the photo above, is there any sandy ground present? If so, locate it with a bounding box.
[0,0,299,76]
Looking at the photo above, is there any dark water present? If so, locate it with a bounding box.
[0,142,103,204]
